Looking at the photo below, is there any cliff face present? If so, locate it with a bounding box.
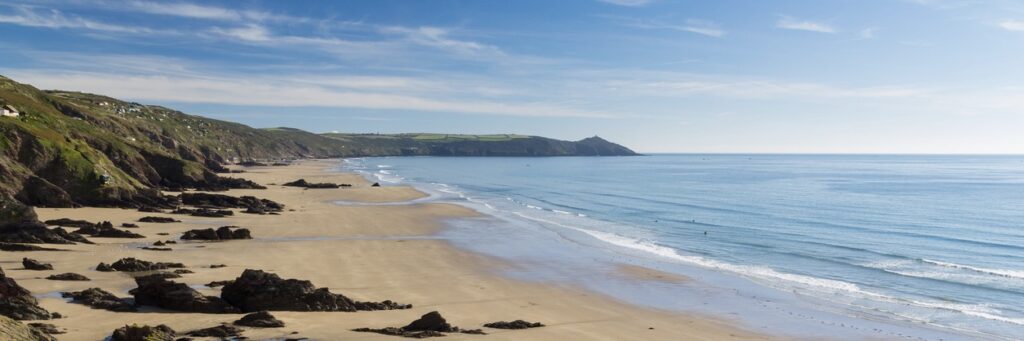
[0,75,637,207]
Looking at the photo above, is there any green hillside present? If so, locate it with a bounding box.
[0,75,637,208]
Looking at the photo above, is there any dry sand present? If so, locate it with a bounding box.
[2,160,776,340]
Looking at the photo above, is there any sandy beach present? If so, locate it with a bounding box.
[2,159,773,340]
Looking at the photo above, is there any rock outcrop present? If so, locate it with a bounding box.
[282,179,347,189]
[353,311,485,338]
[138,217,179,223]
[0,222,92,245]
[483,320,545,329]
[96,258,185,272]
[72,221,144,238]
[61,288,136,312]
[0,267,51,320]
[110,324,175,341]
[130,275,239,313]
[233,311,285,328]
[21,258,53,271]
[45,273,90,281]
[180,193,283,213]
[220,269,411,312]
[185,324,243,338]
[181,226,252,241]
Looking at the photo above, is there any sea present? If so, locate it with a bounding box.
[340,154,1024,340]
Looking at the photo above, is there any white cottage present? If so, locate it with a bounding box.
[1,104,19,118]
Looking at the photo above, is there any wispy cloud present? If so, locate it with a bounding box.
[609,16,726,37]
[0,5,157,33]
[859,27,878,39]
[379,26,505,56]
[998,19,1024,31]
[776,16,836,33]
[597,0,653,7]
[4,70,610,118]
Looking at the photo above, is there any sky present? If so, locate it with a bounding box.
[1,0,1023,153]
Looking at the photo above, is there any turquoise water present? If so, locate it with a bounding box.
[342,155,1024,340]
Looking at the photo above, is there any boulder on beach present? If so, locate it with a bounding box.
[61,288,136,312]
[0,267,52,320]
[27,323,63,335]
[0,243,68,252]
[181,226,252,241]
[42,218,94,228]
[110,324,175,341]
[21,258,53,271]
[185,324,243,338]
[353,311,485,338]
[45,273,90,281]
[483,320,545,329]
[138,217,179,223]
[130,274,239,313]
[234,311,285,328]
[0,221,93,245]
[120,223,139,228]
[73,221,144,238]
[97,258,185,272]
[179,193,283,213]
[282,179,344,189]
[220,269,411,312]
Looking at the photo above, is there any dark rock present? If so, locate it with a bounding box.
[173,269,193,274]
[234,311,285,328]
[96,263,114,272]
[42,218,94,228]
[73,221,145,238]
[137,206,164,213]
[0,221,93,245]
[0,266,52,320]
[61,288,136,312]
[209,264,226,268]
[483,320,545,329]
[22,258,53,271]
[371,182,381,187]
[180,193,283,213]
[121,223,139,228]
[153,241,165,246]
[206,280,232,288]
[142,272,181,280]
[27,323,63,335]
[172,208,234,217]
[220,269,411,312]
[49,313,61,319]
[404,311,455,332]
[0,243,68,252]
[282,179,342,189]
[239,161,268,167]
[138,216,179,223]
[140,247,172,251]
[45,273,90,281]
[352,311,484,338]
[130,275,239,313]
[185,324,243,338]
[101,258,185,272]
[181,226,251,241]
[110,324,176,341]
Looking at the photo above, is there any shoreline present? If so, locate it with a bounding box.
[3,159,771,340]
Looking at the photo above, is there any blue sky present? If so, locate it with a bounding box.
[1,0,1022,153]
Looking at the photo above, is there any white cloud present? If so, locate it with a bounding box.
[776,16,836,33]
[4,70,610,118]
[859,27,878,39]
[612,17,726,37]
[125,1,241,20]
[379,26,504,56]
[0,5,154,33]
[999,19,1024,31]
[597,0,653,7]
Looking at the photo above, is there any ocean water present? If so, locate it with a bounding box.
[341,154,1024,340]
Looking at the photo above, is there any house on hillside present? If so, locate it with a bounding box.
[1,104,20,118]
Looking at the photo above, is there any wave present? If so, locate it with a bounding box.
[922,259,1024,281]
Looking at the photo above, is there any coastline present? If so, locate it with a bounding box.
[3,159,771,340]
